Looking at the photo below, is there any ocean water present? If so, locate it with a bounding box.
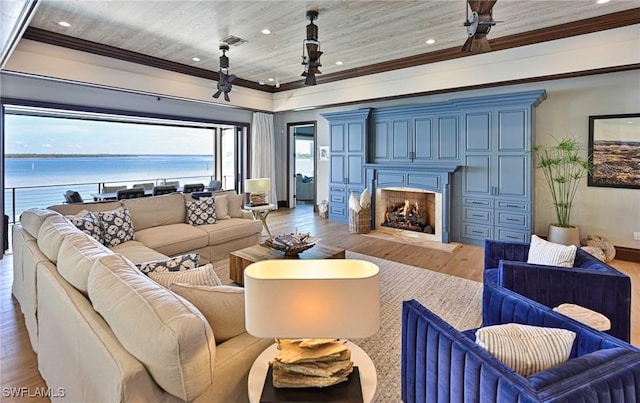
[4,155,214,221]
[3,155,315,222]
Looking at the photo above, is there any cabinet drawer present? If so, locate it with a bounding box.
[463,197,493,208]
[496,211,529,229]
[330,205,346,216]
[330,186,346,193]
[463,223,492,240]
[496,228,530,243]
[496,200,529,211]
[463,207,492,224]
[330,193,345,204]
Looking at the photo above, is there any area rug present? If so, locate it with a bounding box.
[212,251,483,403]
[362,229,461,253]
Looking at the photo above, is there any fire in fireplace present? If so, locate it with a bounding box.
[382,198,434,234]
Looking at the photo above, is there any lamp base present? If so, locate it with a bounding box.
[260,365,363,403]
[250,192,267,205]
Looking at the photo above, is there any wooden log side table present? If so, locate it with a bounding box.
[229,244,346,285]
[553,303,611,332]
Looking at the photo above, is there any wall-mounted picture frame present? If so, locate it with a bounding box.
[319,146,329,161]
[588,113,640,189]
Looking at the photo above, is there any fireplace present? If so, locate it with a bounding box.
[380,189,435,234]
[375,187,443,243]
[364,163,458,243]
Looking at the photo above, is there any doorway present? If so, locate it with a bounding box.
[288,122,317,210]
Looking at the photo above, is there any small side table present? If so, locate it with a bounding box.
[244,204,276,238]
[248,341,377,403]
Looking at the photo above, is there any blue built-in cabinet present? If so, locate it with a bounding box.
[323,91,547,244]
[322,109,371,223]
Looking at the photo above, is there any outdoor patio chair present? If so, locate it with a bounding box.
[205,180,222,191]
[132,182,154,190]
[64,190,83,204]
[152,185,177,196]
[116,188,145,200]
[102,185,126,193]
[183,183,205,193]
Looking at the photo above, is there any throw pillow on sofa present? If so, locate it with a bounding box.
[527,234,577,267]
[65,209,104,244]
[213,195,230,219]
[226,193,245,218]
[136,253,200,275]
[170,284,246,344]
[149,263,223,288]
[475,323,576,377]
[185,198,217,225]
[97,206,135,247]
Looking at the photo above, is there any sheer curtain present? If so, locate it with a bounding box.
[250,112,278,208]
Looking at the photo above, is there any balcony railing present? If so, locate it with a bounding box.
[3,174,237,224]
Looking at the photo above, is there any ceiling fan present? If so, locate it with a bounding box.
[461,0,498,53]
[213,44,236,102]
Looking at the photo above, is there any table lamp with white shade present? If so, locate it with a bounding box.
[245,178,271,206]
[244,259,380,392]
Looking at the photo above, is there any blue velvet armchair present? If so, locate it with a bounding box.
[484,239,631,342]
[402,284,640,403]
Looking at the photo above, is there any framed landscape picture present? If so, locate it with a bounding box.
[588,113,640,189]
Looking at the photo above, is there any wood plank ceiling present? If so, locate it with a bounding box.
[22,1,640,92]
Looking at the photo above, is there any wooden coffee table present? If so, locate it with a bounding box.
[229,244,346,285]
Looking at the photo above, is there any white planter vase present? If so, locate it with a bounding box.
[547,224,580,246]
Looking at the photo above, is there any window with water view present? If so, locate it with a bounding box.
[4,113,236,222]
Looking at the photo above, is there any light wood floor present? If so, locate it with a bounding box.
[1,204,638,402]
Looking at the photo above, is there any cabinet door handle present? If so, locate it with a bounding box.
[471,201,484,205]
[472,230,484,234]
[472,214,484,218]
[506,218,520,222]
[505,204,520,208]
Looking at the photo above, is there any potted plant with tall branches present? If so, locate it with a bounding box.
[534,137,591,246]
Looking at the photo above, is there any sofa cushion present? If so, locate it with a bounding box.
[110,241,169,264]
[148,264,222,288]
[527,235,577,268]
[196,218,263,246]
[475,323,576,377]
[37,215,84,263]
[97,207,135,247]
[57,232,112,295]
[48,201,122,216]
[185,198,217,225]
[213,195,230,219]
[121,192,186,231]
[87,254,215,401]
[137,253,200,275]
[20,208,61,238]
[134,223,209,257]
[169,284,246,344]
[66,210,104,244]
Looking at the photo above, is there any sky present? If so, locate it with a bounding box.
[5,114,216,155]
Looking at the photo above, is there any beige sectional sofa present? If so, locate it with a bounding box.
[11,191,272,402]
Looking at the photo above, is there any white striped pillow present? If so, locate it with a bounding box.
[149,264,223,288]
[527,235,577,267]
[475,323,576,377]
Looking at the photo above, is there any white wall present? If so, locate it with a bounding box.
[274,70,640,249]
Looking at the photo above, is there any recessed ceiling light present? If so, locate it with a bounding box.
[192,57,201,62]
[58,21,71,27]
[259,81,265,85]
[268,78,274,82]
[336,61,344,65]
[596,0,610,3]
[426,38,436,45]
[261,28,271,35]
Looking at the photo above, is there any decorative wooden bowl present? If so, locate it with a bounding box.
[265,237,316,256]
